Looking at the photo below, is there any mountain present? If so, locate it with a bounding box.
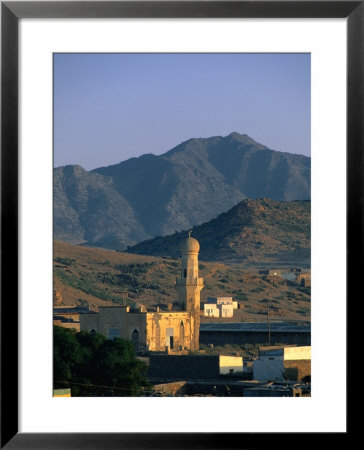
[127,198,311,266]
[53,165,148,248]
[54,132,310,249]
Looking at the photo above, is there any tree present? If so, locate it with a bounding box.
[91,338,149,396]
[53,326,150,396]
[54,326,83,383]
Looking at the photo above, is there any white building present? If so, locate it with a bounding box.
[201,297,238,318]
[253,346,311,381]
[219,303,234,318]
[203,303,220,317]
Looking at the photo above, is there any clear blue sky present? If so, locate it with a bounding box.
[54,53,310,170]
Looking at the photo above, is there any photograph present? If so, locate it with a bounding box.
[1,0,356,445]
[53,52,311,398]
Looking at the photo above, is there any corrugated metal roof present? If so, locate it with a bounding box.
[200,322,310,333]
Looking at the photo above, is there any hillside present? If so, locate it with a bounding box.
[128,198,310,266]
[54,132,310,250]
[54,241,310,322]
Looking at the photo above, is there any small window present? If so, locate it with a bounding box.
[184,269,187,278]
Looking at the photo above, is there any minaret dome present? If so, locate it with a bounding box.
[180,231,200,254]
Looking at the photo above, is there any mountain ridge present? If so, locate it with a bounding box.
[54,132,310,250]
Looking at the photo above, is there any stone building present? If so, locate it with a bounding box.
[80,233,204,353]
[259,269,282,277]
[53,305,95,331]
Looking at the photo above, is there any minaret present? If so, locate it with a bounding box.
[175,231,204,350]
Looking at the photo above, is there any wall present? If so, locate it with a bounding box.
[284,360,311,381]
[79,313,99,333]
[253,359,284,381]
[203,303,219,317]
[54,320,80,332]
[146,312,191,351]
[148,354,220,379]
[199,331,311,346]
[96,307,125,337]
[124,312,148,351]
[219,304,234,318]
[80,307,148,349]
[284,346,311,360]
[54,312,80,321]
[219,355,243,374]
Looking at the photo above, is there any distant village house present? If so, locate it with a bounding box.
[201,296,238,318]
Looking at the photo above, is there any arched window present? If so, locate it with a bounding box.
[183,269,187,278]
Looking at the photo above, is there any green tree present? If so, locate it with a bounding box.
[53,326,150,396]
[92,339,149,396]
[54,326,83,383]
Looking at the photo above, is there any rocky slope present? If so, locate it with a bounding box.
[127,198,310,266]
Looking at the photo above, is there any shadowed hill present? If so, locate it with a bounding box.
[53,164,148,248]
[127,198,310,266]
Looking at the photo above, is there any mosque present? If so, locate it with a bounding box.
[80,232,204,353]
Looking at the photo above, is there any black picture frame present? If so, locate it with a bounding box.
[1,1,357,448]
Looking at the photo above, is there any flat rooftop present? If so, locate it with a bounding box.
[53,306,93,314]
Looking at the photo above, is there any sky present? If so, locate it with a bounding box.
[54,53,310,170]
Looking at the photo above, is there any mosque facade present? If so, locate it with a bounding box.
[80,233,203,352]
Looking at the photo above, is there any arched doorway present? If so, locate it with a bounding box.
[131,329,139,351]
